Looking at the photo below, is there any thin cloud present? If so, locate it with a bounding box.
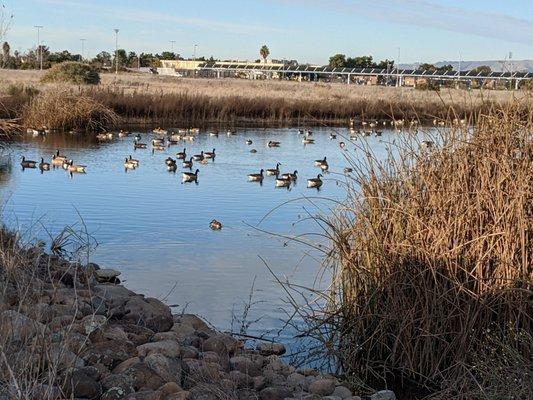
[276,0,533,46]
[35,0,288,35]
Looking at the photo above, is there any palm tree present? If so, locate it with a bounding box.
[259,45,270,63]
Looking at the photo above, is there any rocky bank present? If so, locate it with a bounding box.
[0,247,396,400]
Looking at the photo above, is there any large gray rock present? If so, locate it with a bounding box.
[332,386,353,399]
[83,339,137,368]
[371,390,396,400]
[94,268,121,283]
[0,310,47,342]
[256,342,286,356]
[64,367,102,399]
[144,353,183,385]
[308,379,336,396]
[259,386,291,400]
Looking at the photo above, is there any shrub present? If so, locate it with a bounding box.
[319,101,532,396]
[41,62,100,85]
[22,89,119,131]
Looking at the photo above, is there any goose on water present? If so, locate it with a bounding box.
[165,157,176,167]
[307,174,323,188]
[275,176,291,188]
[280,170,298,181]
[339,142,346,149]
[128,155,139,166]
[21,156,37,168]
[266,163,281,176]
[134,134,142,141]
[329,133,337,139]
[245,140,252,145]
[248,169,264,182]
[182,169,199,183]
[39,158,50,171]
[314,157,327,167]
[124,157,136,170]
[209,219,222,230]
[176,148,187,159]
[267,141,280,148]
[134,140,147,149]
[192,151,204,161]
[183,157,194,169]
[204,149,216,159]
[67,161,86,173]
[302,138,314,144]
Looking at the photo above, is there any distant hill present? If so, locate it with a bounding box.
[399,60,533,73]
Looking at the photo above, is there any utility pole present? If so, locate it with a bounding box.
[193,44,198,61]
[80,39,86,62]
[114,29,119,74]
[170,40,176,55]
[458,50,462,88]
[396,47,400,87]
[34,25,43,70]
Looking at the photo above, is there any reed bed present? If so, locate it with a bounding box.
[22,89,119,132]
[315,101,532,398]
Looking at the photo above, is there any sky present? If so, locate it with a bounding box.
[2,0,532,65]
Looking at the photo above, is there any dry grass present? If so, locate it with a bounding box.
[313,101,533,397]
[0,69,529,125]
[22,89,120,131]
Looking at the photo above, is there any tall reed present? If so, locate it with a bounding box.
[323,101,532,397]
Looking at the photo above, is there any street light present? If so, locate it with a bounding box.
[114,29,119,74]
[396,46,401,87]
[80,39,86,62]
[170,40,176,54]
[193,44,198,61]
[34,25,43,71]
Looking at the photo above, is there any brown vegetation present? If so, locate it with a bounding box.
[316,101,532,398]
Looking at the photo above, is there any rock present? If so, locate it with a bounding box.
[144,353,183,384]
[229,356,262,377]
[0,310,47,341]
[298,368,319,377]
[84,340,137,368]
[253,376,266,391]
[332,386,353,399]
[27,384,62,400]
[153,331,181,342]
[287,373,306,390]
[256,342,286,356]
[370,390,396,400]
[259,386,291,400]
[111,295,173,333]
[121,361,166,391]
[137,340,181,359]
[101,373,135,392]
[65,367,102,399]
[188,384,220,400]
[121,324,155,346]
[49,343,85,370]
[82,314,107,334]
[308,379,336,396]
[262,370,287,387]
[181,346,199,359]
[201,351,220,364]
[95,268,121,283]
[201,336,228,357]
[184,359,221,386]
[322,396,342,400]
[173,314,210,331]
[171,323,196,341]
[228,370,254,388]
[156,382,182,398]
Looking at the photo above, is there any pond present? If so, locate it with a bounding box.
[0,126,427,357]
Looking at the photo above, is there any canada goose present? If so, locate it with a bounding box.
[105,132,114,140]
[128,155,139,166]
[339,141,346,149]
[248,169,264,182]
[314,157,327,167]
[153,128,168,135]
[134,140,147,149]
[118,130,131,138]
[192,151,204,161]
[167,163,177,173]
[298,129,304,135]
[302,138,315,144]
[38,157,50,170]
[183,135,195,142]
[189,128,200,134]
[344,167,353,173]
[245,140,253,145]
[210,131,219,137]
[152,138,165,146]
[178,128,188,134]
[169,134,182,143]
[176,148,186,159]
[54,149,67,160]
[266,163,281,176]
[183,157,194,169]
[421,140,435,149]
[124,157,136,170]
[307,174,323,188]
[165,157,176,167]
[364,130,372,137]
[275,176,291,188]
[227,130,236,136]
[134,134,142,141]
[209,219,222,230]
[21,156,37,168]
[204,149,216,159]
[267,141,280,148]
[51,155,65,166]
[280,170,298,181]
[152,145,166,152]
[250,149,257,153]
[374,130,382,137]
[62,159,71,170]
[369,122,377,128]
[182,169,199,183]
[67,161,86,173]
[329,133,337,139]
[96,133,109,141]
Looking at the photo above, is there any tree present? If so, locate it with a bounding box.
[259,45,270,62]
[329,53,346,68]
[419,63,436,72]
[93,51,112,68]
[471,65,491,75]
[436,64,454,73]
[1,40,10,68]
[112,49,127,70]
[346,55,374,68]
[376,59,394,69]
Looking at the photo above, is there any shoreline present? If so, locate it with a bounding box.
[0,235,394,400]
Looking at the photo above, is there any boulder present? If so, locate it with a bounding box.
[332,386,353,399]
[111,296,173,333]
[229,356,262,377]
[48,343,85,370]
[83,340,137,368]
[308,379,336,396]
[64,367,102,399]
[173,314,210,332]
[256,342,286,356]
[82,314,107,335]
[0,310,47,342]
[259,386,291,400]
[137,340,181,359]
[370,390,396,400]
[144,353,183,384]
[94,268,121,283]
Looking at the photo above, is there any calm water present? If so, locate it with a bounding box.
[0,126,425,352]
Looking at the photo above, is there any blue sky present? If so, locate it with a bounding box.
[3,0,533,64]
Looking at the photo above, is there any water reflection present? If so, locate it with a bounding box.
[0,126,432,349]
